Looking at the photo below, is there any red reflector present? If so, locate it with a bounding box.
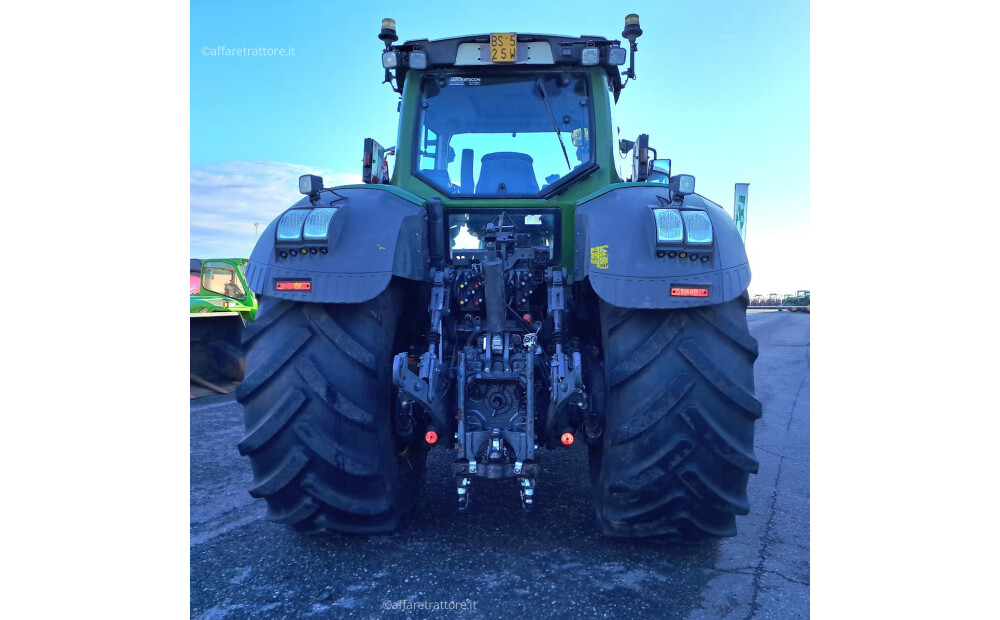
[670,287,709,297]
[560,432,574,446]
[425,431,438,444]
[275,281,312,291]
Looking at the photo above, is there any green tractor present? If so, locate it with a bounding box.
[236,16,760,538]
[190,258,257,391]
[783,289,809,313]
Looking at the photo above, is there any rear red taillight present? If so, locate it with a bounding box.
[670,287,709,297]
[275,281,311,291]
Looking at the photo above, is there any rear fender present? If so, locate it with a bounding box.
[574,185,751,309]
[245,186,430,303]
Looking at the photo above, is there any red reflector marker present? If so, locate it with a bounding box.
[560,432,574,446]
[425,431,438,444]
[275,281,312,291]
[670,287,709,297]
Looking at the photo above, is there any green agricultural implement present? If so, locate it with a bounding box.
[190,258,257,392]
[235,16,761,538]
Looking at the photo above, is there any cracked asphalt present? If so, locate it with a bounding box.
[191,310,809,619]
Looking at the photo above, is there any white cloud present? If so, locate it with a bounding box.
[190,160,360,258]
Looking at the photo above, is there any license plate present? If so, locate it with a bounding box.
[490,33,517,62]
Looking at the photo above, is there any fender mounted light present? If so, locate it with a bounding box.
[276,209,308,241]
[303,207,339,239]
[681,211,713,244]
[652,208,683,243]
[299,174,323,197]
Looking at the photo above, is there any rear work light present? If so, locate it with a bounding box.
[276,210,308,241]
[303,207,339,239]
[275,281,312,291]
[408,50,427,69]
[608,46,626,65]
[681,211,713,244]
[652,208,683,242]
[653,208,714,245]
[580,47,599,66]
[670,287,709,297]
[277,207,340,242]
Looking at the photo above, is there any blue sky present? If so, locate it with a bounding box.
[191,0,809,295]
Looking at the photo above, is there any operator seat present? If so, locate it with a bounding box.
[476,152,538,194]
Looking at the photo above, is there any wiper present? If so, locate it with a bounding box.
[536,79,571,171]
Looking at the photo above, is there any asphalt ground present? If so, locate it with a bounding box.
[190,310,810,619]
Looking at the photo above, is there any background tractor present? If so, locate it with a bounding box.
[784,289,809,313]
[235,16,760,538]
[190,258,257,392]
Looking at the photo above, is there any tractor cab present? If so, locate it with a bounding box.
[371,28,634,205]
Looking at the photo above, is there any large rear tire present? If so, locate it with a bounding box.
[591,293,761,537]
[235,283,425,534]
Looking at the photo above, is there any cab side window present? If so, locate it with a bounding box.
[202,262,246,301]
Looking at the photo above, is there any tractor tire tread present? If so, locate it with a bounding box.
[592,294,760,538]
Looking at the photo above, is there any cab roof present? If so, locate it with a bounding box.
[387,33,625,99]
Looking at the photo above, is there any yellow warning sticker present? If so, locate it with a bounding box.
[590,245,609,270]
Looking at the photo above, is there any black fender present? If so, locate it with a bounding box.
[574,185,751,309]
[245,186,430,303]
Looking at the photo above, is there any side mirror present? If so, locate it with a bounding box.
[648,159,671,183]
[363,138,392,184]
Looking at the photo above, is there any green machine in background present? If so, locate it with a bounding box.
[782,289,810,313]
[190,258,257,389]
